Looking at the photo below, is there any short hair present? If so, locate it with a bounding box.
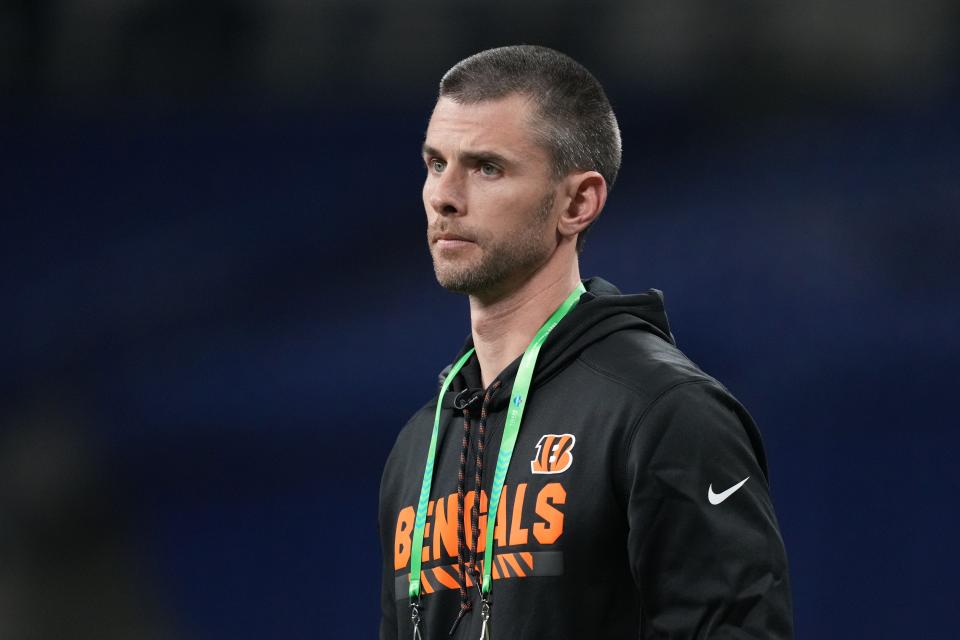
[439,45,622,253]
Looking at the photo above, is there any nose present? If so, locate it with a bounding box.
[425,167,465,217]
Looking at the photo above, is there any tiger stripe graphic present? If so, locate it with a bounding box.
[394,551,564,599]
[530,434,576,474]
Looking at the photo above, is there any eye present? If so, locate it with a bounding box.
[479,162,500,176]
[429,159,446,174]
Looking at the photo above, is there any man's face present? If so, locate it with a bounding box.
[422,94,560,298]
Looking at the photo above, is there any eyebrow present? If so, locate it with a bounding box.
[421,143,514,168]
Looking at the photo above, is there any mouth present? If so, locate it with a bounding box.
[431,231,476,249]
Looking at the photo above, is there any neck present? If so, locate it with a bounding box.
[469,258,582,389]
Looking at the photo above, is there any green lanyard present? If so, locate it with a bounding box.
[408,283,586,602]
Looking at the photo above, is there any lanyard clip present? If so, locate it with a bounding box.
[410,598,424,640]
[478,597,492,640]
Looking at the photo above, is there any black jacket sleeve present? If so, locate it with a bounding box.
[379,534,397,639]
[379,468,398,640]
[624,379,794,639]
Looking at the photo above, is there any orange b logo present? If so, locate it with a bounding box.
[530,434,576,474]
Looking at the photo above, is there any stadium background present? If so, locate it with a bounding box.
[2,1,958,637]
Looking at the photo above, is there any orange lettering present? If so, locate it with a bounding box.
[394,506,414,570]
[533,482,566,544]
[509,483,529,545]
[432,493,459,560]
[478,491,489,551]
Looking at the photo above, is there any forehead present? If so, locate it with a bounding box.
[424,94,548,162]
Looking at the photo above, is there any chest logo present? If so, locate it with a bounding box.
[531,434,576,474]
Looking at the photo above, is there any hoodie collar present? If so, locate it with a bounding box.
[439,277,674,411]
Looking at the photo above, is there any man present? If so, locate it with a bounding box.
[379,45,793,639]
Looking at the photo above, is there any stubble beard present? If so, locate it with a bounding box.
[430,190,556,297]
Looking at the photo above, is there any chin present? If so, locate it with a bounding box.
[434,269,470,293]
[433,265,479,294]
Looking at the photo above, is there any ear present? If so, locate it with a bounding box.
[557,171,607,241]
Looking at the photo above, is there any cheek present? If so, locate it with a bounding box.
[479,184,528,220]
[504,189,553,226]
[422,180,433,218]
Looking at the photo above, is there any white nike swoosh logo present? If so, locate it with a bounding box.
[707,477,750,505]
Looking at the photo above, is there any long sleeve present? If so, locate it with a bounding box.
[623,379,794,639]
[379,473,398,640]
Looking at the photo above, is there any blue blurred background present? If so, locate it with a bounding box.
[2,2,958,638]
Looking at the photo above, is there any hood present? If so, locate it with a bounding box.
[440,277,675,411]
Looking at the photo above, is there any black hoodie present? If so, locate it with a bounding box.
[379,278,793,639]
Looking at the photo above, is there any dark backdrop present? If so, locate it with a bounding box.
[2,2,958,638]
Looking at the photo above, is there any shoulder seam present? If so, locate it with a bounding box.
[573,356,653,401]
[575,353,711,406]
[622,378,715,457]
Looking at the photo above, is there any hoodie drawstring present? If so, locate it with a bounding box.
[449,381,501,636]
[470,381,500,584]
